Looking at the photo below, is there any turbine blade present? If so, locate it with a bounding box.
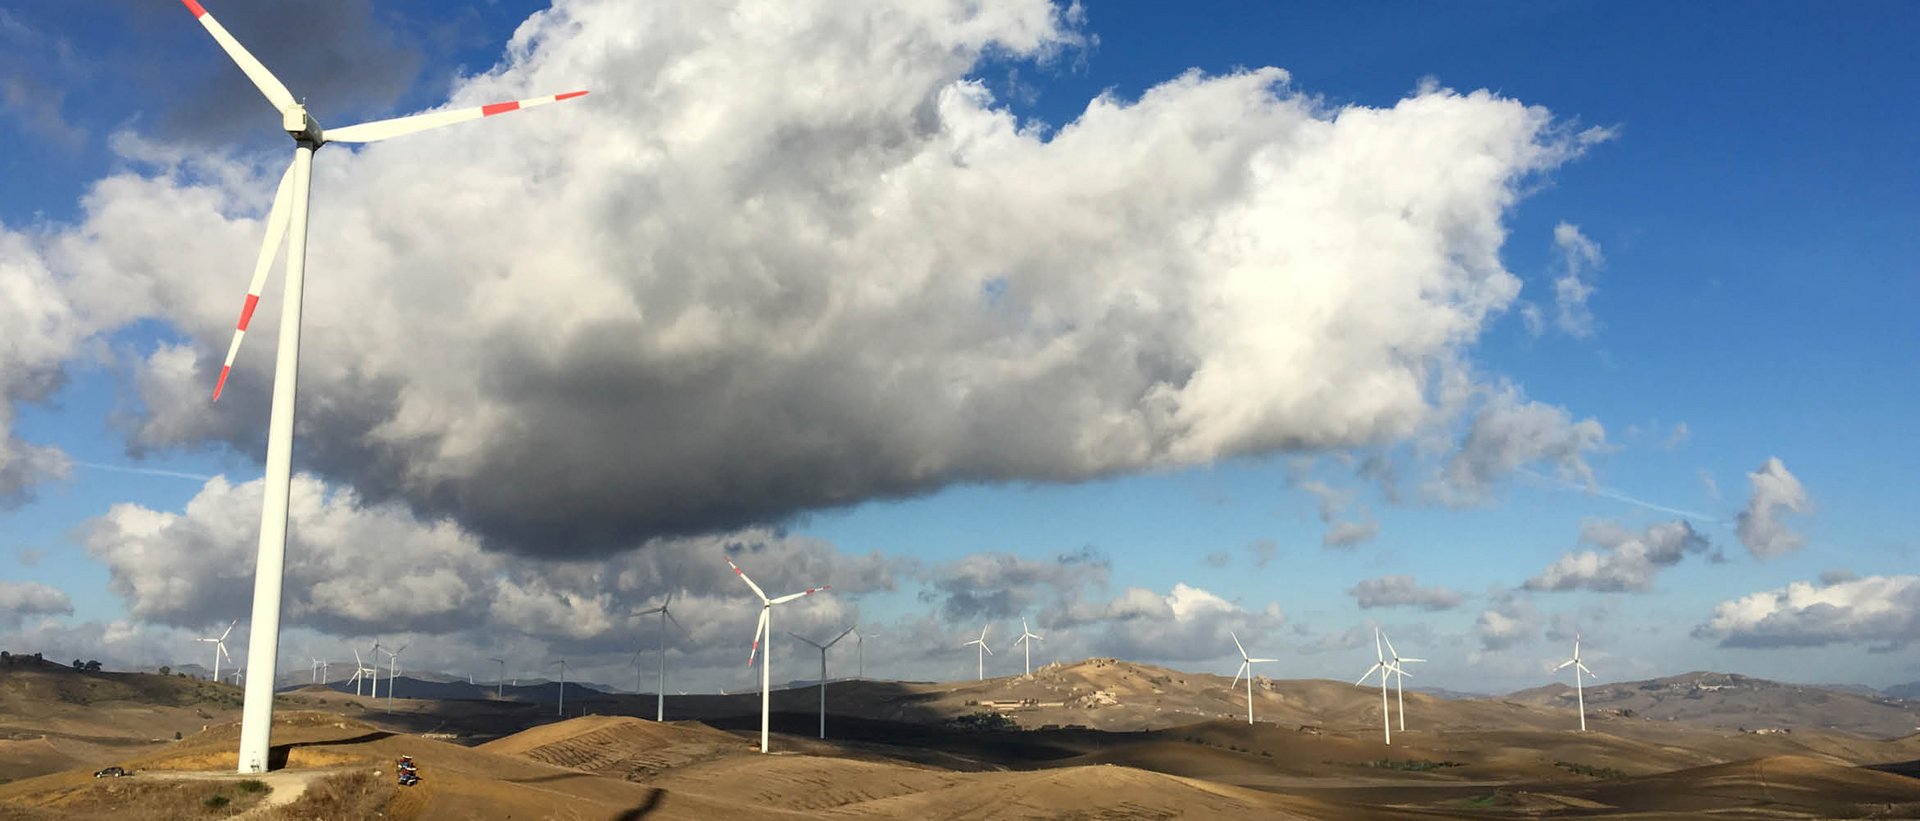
[1248,658,1278,664]
[1355,663,1381,687]
[1382,632,1399,661]
[726,557,768,602]
[1401,657,1426,664]
[1553,659,1575,672]
[982,644,993,655]
[177,1,298,114]
[1578,662,1595,678]
[770,586,828,605]
[1230,661,1247,689]
[746,609,768,667]
[1375,628,1385,662]
[636,606,666,616]
[220,619,236,641]
[211,158,293,397]
[1230,631,1247,658]
[326,90,590,143]
[786,631,824,650]
[664,610,686,633]
[826,625,855,648]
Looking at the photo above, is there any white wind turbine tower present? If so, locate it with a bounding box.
[1381,631,1425,733]
[489,657,506,699]
[728,556,830,754]
[1354,628,1403,745]
[1227,631,1277,725]
[197,620,236,683]
[381,644,407,713]
[787,626,855,739]
[1554,633,1598,732]
[962,625,993,681]
[173,0,587,774]
[551,659,570,717]
[230,667,246,686]
[635,594,684,722]
[1013,619,1044,678]
[310,657,329,685]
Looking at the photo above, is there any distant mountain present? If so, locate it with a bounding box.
[1411,686,1490,700]
[287,675,618,704]
[1882,681,1920,701]
[1505,670,1920,738]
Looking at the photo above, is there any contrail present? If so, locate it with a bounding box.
[70,460,217,483]
[1520,468,1727,524]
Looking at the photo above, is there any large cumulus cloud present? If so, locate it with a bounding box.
[36,0,1606,556]
[1735,457,1810,558]
[1694,574,1919,650]
[1523,519,1715,593]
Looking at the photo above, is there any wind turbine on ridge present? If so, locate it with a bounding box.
[1354,627,1403,745]
[787,626,855,739]
[855,628,878,680]
[172,0,587,774]
[1013,619,1044,678]
[552,659,570,717]
[1381,631,1425,732]
[1228,631,1277,725]
[1554,633,1597,732]
[489,657,506,699]
[366,641,384,701]
[345,652,368,696]
[381,644,407,713]
[728,555,830,753]
[962,625,993,681]
[196,620,236,683]
[635,593,684,722]
[310,657,328,685]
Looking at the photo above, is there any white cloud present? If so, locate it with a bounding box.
[1349,574,1463,611]
[24,0,1604,556]
[1474,592,1539,651]
[1435,385,1607,504]
[1058,582,1285,663]
[1297,479,1380,549]
[1695,574,1920,650]
[0,227,83,506]
[1523,519,1715,593]
[1735,457,1810,558]
[0,581,72,627]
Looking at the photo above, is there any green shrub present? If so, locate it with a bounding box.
[237,779,268,794]
[204,794,230,808]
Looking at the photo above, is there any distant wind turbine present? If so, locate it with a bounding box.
[1554,633,1598,732]
[1381,631,1425,733]
[1013,619,1044,678]
[310,657,328,685]
[345,652,368,696]
[962,625,993,681]
[1354,628,1402,744]
[551,659,570,717]
[788,626,856,739]
[381,644,407,713]
[635,593,685,722]
[728,555,830,753]
[855,628,879,680]
[489,657,506,699]
[1228,631,1277,725]
[230,666,245,686]
[366,641,384,701]
[173,0,587,774]
[196,620,236,683]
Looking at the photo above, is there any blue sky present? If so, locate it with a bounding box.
[0,0,1915,693]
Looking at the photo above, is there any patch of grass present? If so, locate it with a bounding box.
[236,779,268,794]
[1555,760,1627,780]
[204,793,230,808]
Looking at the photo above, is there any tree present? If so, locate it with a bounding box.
[159,665,171,676]
[1,651,10,663]
[72,659,83,670]
[84,660,102,672]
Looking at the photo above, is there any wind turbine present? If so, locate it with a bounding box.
[489,657,505,699]
[1013,619,1044,678]
[728,555,830,753]
[636,594,684,722]
[1227,631,1277,725]
[1381,631,1425,733]
[345,654,367,696]
[366,641,383,701]
[1553,633,1597,732]
[551,659,570,717]
[230,666,245,686]
[310,657,328,685]
[787,626,855,739]
[962,625,993,681]
[381,644,407,713]
[1355,628,1402,744]
[173,0,587,774]
[196,620,236,683]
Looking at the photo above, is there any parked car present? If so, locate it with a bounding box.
[93,766,129,778]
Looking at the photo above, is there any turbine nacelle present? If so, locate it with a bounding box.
[283,105,322,145]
